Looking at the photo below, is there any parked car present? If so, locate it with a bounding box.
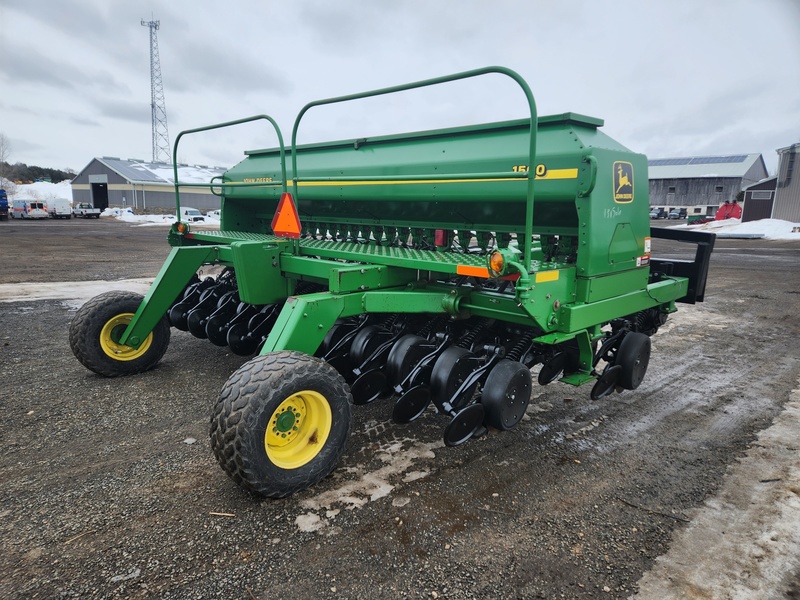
[205,209,221,219]
[181,207,205,222]
[668,208,688,220]
[649,208,668,219]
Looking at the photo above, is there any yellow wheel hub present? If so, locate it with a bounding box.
[266,391,332,469]
[99,313,153,361]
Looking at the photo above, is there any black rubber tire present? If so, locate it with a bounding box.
[482,359,531,430]
[616,332,651,390]
[316,320,351,357]
[227,322,258,356]
[349,325,384,367]
[69,290,170,377]
[385,334,427,387]
[205,313,233,347]
[210,351,352,498]
[430,346,476,405]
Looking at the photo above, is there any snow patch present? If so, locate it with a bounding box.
[678,218,800,240]
[292,437,443,532]
[0,279,154,304]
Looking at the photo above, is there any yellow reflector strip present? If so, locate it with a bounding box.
[535,270,560,283]
[535,168,579,180]
[457,265,490,278]
[225,168,580,188]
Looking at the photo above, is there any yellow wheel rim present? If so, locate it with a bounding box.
[99,313,153,362]
[266,390,332,469]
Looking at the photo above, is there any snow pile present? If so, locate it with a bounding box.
[680,218,800,240]
[101,207,221,228]
[11,181,73,200]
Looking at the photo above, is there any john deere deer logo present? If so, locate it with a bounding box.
[613,161,634,204]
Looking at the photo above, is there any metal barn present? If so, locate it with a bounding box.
[742,176,777,222]
[71,158,226,212]
[647,154,768,216]
[774,143,800,223]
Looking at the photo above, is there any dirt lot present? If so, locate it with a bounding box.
[1,217,799,599]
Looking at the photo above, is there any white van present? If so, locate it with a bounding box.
[11,199,49,219]
[46,197,72,219]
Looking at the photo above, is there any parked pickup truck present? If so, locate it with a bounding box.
[73,203,102,218]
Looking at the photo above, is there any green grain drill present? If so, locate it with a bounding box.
[70,67,715,498]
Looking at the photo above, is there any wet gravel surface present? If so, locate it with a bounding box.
[1,218,799,599]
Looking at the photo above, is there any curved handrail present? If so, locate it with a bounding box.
[171,115,287,220]
[290,66,538,268]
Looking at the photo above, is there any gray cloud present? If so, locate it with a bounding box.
[1,46,132,94]
[92,99,149,123]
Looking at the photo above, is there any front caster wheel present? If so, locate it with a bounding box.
[69,290,170,377]
[211,351,353,498]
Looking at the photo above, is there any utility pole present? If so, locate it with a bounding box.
[141,18,170,164]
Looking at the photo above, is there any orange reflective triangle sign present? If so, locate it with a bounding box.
[271,192,301,239]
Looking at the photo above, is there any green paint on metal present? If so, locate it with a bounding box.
[114,66,713,397]
[171,115,287,222]
[275,410,296,433]
[260,292,365,355]
[575,270,649,304]
[557,279,687,332]
[229,240,290,305]
[289,66,538,268]
[119,246,216,347]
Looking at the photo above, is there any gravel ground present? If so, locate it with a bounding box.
[1,218,799,599]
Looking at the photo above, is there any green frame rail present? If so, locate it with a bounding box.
[170,115,288,220]
[289,66,538,268]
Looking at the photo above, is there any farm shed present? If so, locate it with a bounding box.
[742,176,777,222]
[71,158,226,211]
[648,154,768,216]
[773,142,800,223]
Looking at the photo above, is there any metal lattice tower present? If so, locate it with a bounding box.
[141,19,170,163]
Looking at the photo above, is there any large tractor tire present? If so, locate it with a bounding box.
[69,291,170,377]
[211,351,352,498]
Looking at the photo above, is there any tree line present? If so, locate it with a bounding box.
[1,161,76,185]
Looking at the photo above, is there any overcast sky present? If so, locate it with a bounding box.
[1,0,798,176]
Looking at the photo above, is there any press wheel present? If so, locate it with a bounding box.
[392,385,432,423]
[206,313,232,346]
[186,308,210,339]
[481,359,531,430]
[537,351,569,385]
[430,346,477,406]
[616,332,651,390]
[349,325,385,367]
[385,334,428,387]
[350,368,390,405]
[590,364,622,400]
[227,322,258,356]
[443,404,485,447]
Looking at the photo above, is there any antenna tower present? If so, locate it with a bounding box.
[141,18,170,163]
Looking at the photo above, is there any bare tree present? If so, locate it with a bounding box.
[0,133,10,186]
